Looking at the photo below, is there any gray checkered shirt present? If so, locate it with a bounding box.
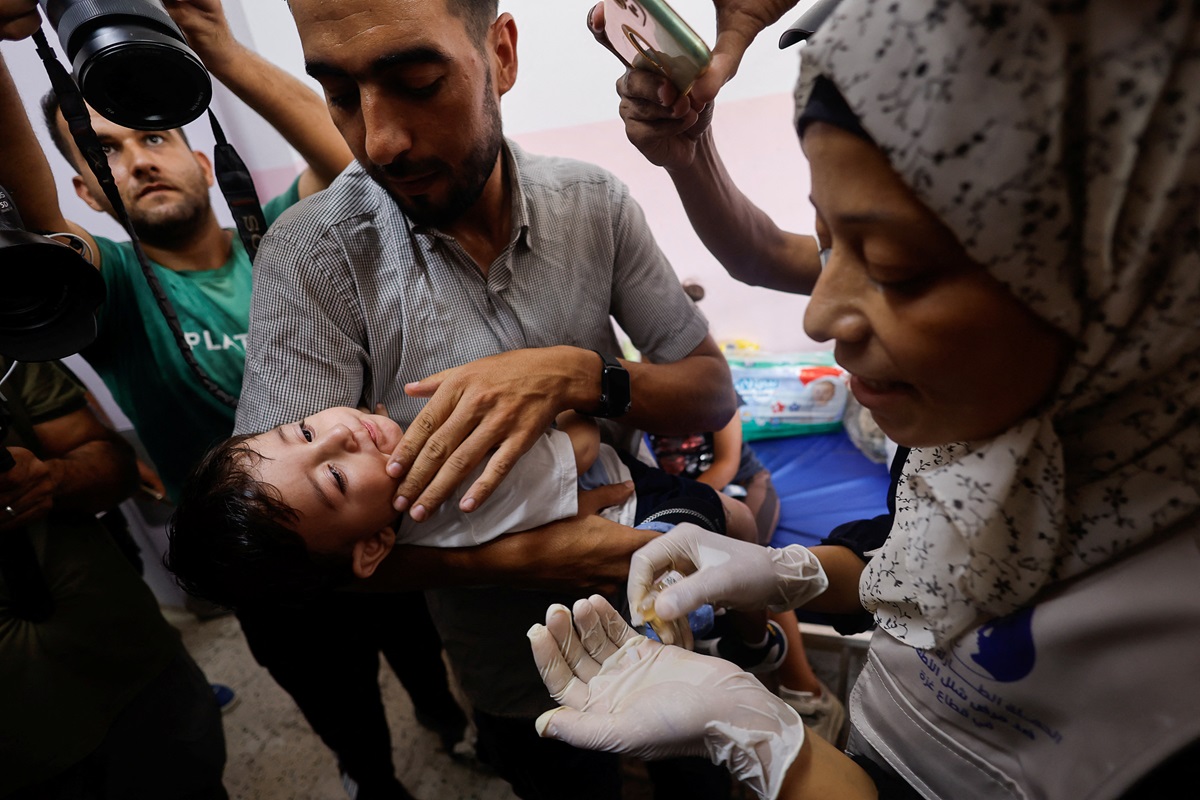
[234,140,708,717]
[236,140,707,436]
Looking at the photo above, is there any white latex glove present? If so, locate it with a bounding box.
[628,523,829,626]
[528,595,805,800]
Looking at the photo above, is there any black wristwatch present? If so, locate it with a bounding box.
[587,349,631,418]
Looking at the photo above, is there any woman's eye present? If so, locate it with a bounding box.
[299,421,313,442]
[329,465,346,492]
[874,271,934,295]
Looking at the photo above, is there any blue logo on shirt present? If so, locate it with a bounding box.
[958,606,1036,683]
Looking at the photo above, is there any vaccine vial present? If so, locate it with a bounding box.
[638,570,714,646]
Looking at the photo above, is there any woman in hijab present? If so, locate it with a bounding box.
[527,1,1200,798]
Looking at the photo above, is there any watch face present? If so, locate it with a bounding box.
[592,349,632,418]
[605,361,632,416]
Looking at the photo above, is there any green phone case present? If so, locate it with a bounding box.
[604,0,712,94]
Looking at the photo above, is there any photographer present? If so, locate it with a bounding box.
[0,357,228,799]
[0,2,468,797]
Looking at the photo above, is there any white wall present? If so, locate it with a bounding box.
[1,0,825,352]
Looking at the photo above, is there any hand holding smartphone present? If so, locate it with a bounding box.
[599,0,712,95]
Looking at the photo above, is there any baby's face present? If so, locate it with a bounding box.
[249,407,404,555]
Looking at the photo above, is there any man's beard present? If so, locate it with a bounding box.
[129,189,213,249]
[368,86,504,228]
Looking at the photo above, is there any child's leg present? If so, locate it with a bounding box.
[772,609,847,744]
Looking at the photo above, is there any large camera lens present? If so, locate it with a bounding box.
[0,232,105,361]
[39,0,212,130]
[0,186,106,362]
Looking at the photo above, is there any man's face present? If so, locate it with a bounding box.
[248,407,404,558]
[61,107,215,246]
[290,0,511,227]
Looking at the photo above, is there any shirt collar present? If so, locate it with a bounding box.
[405,138,532,252]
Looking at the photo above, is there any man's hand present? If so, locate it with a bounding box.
[692,0,800,107]
[136,460,168,503]
[587,0,798,171]
[587,2,714,171]
[0,447,55,532]
[387,347,591,520]
[162,0,239,71]
[0,0,40,41]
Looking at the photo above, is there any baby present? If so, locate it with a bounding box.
[167,405,785,669]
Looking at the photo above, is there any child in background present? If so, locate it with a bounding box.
[165,404,788,673]
[646,280,847,744]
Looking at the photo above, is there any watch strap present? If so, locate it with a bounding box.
[588,348,631,418]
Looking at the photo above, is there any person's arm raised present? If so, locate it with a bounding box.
[690,0,801,108]
[589,3,818,294]
[662,126,820,293]
[0,43,97,260]
[164,0,352,197]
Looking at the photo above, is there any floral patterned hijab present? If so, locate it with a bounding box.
[799,0,1200,648]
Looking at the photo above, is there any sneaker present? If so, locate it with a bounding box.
[779,680,845,745]
[211,683,238,715]
[694,619,789,674]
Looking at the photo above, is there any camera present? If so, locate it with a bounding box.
[38,0,212,130]
[0,185,104,363]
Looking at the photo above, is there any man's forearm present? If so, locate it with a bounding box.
[203,42,350,188]
[624,338,736,436]
[0,52,72,235]
[667,129,820,295]
[163,0,353,192]
[46,436,139,515]
[360,516,657,593]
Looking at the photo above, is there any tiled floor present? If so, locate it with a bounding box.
[170,607,522,800]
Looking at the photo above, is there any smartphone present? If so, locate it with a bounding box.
[602,0,712,95]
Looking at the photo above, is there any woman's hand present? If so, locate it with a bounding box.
[529,594,806,799]
[627,523,829,624]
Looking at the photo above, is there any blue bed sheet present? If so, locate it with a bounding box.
[749,430,892,549]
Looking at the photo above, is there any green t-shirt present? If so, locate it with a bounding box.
[0,359,180,794]
[83,181,301,501]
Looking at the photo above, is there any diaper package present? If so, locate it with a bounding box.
[727,350,849,440]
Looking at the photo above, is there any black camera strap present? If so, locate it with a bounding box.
[208,110,267,261]
[33,29,242,409]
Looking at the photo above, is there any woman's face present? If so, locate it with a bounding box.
[802,122,1070,447]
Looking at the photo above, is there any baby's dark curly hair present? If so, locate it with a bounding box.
[164,434,355,610]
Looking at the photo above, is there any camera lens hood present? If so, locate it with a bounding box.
[74,25,212,130]
[40,0,212,130]
[0,230,105,362]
